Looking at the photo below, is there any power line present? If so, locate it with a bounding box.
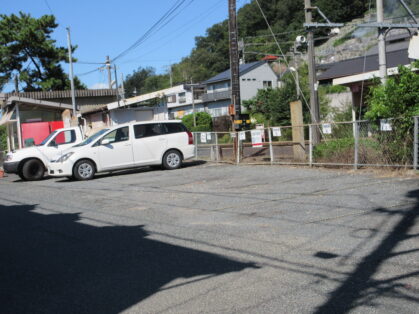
[118,0,224,65]
[112,0,194,62]
[43,0,54,15]
[76,66,104,77]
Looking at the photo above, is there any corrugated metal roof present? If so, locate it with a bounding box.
[317,49,411,81]
[204,61,266,84]
[3,89,118,100]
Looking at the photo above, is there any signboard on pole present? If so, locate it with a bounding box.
[200,133,207,143]
[272,127,281,137]
[380,119,392,131]
[251,130,263,147]
[239,131,246,141]
[322,123,332,134]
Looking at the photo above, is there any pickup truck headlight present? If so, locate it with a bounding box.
[5,154,13,162]
[56,152,74,163]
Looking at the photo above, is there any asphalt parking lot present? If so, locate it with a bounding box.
[1,162,418,314]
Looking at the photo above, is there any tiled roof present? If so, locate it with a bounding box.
[204,61,266,84]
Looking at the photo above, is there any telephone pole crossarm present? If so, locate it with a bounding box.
[304,23,344,28]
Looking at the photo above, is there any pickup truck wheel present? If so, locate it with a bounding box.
[21,159,45,181]
[163,150,182,170]
[73,160,95,180]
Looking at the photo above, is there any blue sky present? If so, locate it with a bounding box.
[2,0,250,90]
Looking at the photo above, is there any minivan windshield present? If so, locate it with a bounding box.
[74,128,109,147]
[39,131,58,146]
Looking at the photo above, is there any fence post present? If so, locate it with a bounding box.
[309,125,313,167]
[194,133,198,160]
[414,116,418,170]
[236,133,240,165]
[215,132,219,162]
[354,121,359,170]
[268,128,273,164]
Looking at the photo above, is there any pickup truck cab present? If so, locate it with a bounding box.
[48,120,195,180]
[3,126,84,181]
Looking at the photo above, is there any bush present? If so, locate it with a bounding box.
[313,137,382,164]
[182,112,212,132]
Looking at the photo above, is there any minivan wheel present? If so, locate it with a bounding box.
[163,150,182,170]
[21,159,45,181]
[73,160,95,180]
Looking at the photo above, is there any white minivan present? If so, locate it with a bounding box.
[48,121,195,180]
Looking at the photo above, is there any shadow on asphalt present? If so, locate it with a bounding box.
[0,201,255,314]
[314,189,419,313]
[52,160,207,182]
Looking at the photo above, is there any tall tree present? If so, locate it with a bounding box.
[124,67,155,97]
[0,12,85,92]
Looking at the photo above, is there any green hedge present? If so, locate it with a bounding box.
[182,112,213,132]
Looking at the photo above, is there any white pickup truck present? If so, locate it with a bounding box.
[3,126,84,181]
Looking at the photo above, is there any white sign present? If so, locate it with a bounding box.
[380,119,392,131]
[272,127,281,137]
[206,133,212,140]
[408,35,419,60]
[239,131,246,141]
[322,123,332,134]
[230,132,236,138]
[251,130,263,147]
[200,133,207,143]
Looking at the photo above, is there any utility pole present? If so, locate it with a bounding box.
[304,0,320,143]
[114,64,120,107]
[169,65,173,87]
[228,0,241,126]
[106,56,112,89]
[14,74,19,93]
[191,85,196,127]
[120,73,126,101]
[292,44,301,99]
[376,0,387,83]
[66,27,77,117]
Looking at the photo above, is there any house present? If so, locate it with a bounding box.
[201,60,279,117]
[0,89,117,151]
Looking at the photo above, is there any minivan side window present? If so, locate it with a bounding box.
[134,123,163,139]
[163,123,186,134]
[50,130,76,146]
[102,127,130,144]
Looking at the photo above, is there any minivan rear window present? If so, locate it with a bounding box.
[134,123,163,139]
[163,123,186,134]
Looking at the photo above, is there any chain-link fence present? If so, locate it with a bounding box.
[193,117,418,169]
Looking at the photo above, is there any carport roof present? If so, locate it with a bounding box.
[4,96,73,110]
[317,49,411,81]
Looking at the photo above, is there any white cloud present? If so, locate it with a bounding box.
[89,82,109,90]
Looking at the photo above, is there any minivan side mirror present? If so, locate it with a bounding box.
[101,138,111,145]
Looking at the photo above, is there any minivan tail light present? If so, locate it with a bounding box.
[187,131,193,145]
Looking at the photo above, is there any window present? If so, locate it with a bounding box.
[51,130,76,146]
[263,81,272,88]
[163,123,186,134]
[178,92,186,103]
[134,123,163,139]
[166,95,176,103]
[102,127,129,144]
